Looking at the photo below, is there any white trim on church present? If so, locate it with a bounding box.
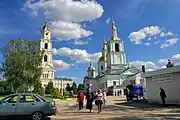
[83,18,144,95]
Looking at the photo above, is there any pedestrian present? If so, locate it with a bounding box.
[103,90,107,105]
[160,87,167,106]
[117,91,120,96]
[95,89,103,113]
[77,90,84,110]
[126,88,130,101]
[86,89,95,113]
[120,90,122,96]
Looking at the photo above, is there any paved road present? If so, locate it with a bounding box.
[51,96,180,120]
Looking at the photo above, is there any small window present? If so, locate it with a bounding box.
[113,81,116,86]
[44,43,48,49]
[101,66,103,70]
[44,55,48,62]
[115,43,119,52]
[33,95,41,102]
[47,74,49,78]
[46,32,48,35]
[91,72,94,77]
[3,95,19,103]
[19,95,34,103]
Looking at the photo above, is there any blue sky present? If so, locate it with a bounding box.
[0,0,180,83]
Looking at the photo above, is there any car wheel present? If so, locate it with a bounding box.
[32,111,44,120]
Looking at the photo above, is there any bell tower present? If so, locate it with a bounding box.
[107,17,127,67]
[40,18,55,87]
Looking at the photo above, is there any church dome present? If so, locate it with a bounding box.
[88,60,95,71]
[88,66,95,71]
[99,56,106,62]
[42,23,51,31]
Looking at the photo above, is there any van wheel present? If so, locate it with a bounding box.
[32,111,44,120]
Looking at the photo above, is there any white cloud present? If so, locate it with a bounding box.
[160,31,173,37]
[145,42,150,46]
[22,0,104,40]
[53,47,101,63]
[159,54,180,65]
[147,38,152,41]
[51,21,93,40]
[129,26,177,46]
[130,60,158,71]
[106,17,111,24]
[154,40,160,44]
[128,26,161,44]
[160,38,179,48]
[52,60,71,70]
[73,39,88,45]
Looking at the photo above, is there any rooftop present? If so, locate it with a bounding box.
[55,77,73,81]
[141,65,180,78]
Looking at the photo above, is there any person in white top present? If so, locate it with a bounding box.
[95,89,103,113]
[103,91,107,105]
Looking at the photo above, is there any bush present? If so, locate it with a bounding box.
[63,89,70,97]
[52,88,60,98]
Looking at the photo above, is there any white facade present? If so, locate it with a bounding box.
[142,65,180,104]
[40,21,55,87]
[83,19,142,95]
[54,78,73,91]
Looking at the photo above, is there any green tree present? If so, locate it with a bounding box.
[1,39,43,93]
[33,81,45,96]
[65,83,71,92]
[52,88,60,98]
[63,89,70,97]
[45,81,54,94]
[77,84,84,92]
[71,82,77,94]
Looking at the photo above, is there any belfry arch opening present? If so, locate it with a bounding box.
[115,43,119,52]
[44,55,48,62]
[44,43,48,49]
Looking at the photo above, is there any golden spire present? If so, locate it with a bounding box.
[42,15,51,31]
[111,16,120,40]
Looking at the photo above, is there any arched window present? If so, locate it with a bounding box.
[101,66,103,70]
[44,43,48,49]
[91,72,94,77]
[115,43,119,52]
[44,55,48,62]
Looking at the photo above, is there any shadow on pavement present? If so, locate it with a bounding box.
[115,101,180,110]
[109,116,180,120]
[0,116,51,120]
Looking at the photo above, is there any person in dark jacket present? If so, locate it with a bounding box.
[160,87,167,106]
[86,89,95,113]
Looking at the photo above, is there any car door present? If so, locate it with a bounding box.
[32,95,47,113]
[0,94,19,116]
[15,94,36,115]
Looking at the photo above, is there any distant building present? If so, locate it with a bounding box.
[54,77,73,91]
